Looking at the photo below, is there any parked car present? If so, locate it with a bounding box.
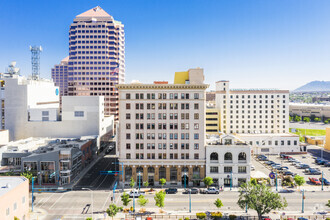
[297,164,309,169]
[265,161,274,165]
[324,162,330,167]
[129,190,145,198]
[278,166,289,170]
[165,188,178,194]
[251,165,255,171]
[316,159,328,165]
[182,188,199,194]
[309,177,321,185]
[279,188,295,193]
[271,163,281,168]
[200,187,220,194]
[283,171,294,176]
[319,178,330,185]
[297,218,308,220]
[309,169,321,175]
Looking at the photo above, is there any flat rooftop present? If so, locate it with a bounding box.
[236,133,298,137]
[0,176,27,197]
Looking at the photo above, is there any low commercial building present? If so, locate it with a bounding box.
[0,137,96,185]
[0,176,29,220]
[289,103,330,121]
[236,133,300,154]
[205,134,251,187]
[304,136,325,146]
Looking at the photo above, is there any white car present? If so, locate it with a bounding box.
[129,190,145,198]
[251,165,255,171]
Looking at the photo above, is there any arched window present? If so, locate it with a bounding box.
[210,152,219,161]
[192,167,200,179]
[148,167,155,173]
[170,167,177,181]
[238,152,246,160]
[159,166,166,179]
[136,166,143,174]
[182,166,189,173]
[224,152,232,161]
[125,167,132,181]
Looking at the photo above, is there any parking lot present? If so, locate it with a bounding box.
[255,153,330,187]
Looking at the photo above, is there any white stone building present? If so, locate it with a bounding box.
[116,69,209,187]
[206,134,251,187]
[236,133,300,155]
[215,80,289,134]
[0,74,114,147]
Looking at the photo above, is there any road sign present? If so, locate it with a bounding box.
[269,172,275,179]
[113,181,118,191]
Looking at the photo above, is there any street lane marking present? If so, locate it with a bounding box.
[50,193,66,210]
[38,193,57,208]
[102,191,113,210]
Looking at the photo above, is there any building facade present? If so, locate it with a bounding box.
[117,69,209,187]
[51,56,69,97]
[289,103,330,121]
[66,6,125,119]
[206,108,220,134]
[0,176,29,220]
[0,137,96,186]
[236,133,300,154]
[0,74,114,145]
[206,134,251,187]
[215,80,289,134]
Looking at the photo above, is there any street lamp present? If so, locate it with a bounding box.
[112,161,124,191]
[230,171,232,191]
[321,171,324,191]
[138,171,142,190]
[301,189,305,213]
[32,177,35,212]
[184,172,187,189]
[188,188,191,213]
[82,188,94,219]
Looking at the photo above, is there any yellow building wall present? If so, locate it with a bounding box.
[206,109,220,134]
[325,127,330,151]
[174,71,189,84]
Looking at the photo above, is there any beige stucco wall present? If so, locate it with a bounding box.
[325,127,330,151]
[0,177,29,220]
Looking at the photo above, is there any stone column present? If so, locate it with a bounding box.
[143,166,148,182]
[177,166,182,186]
[154,166,159,182]
[188,166,193,187]
[200,165,205,187]
[132,166,136,182]
[166,166,171,185]
[120,165,124,181]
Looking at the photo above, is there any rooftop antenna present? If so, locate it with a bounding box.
[6,61,20,76]
[30,46,42,80]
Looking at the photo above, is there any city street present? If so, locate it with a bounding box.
[30,189,330,219]
[74,154,118,190]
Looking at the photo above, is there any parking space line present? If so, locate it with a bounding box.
[38,193,56,208]
[102,191,113,210]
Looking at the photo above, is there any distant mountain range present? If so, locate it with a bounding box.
[293,81,330,92]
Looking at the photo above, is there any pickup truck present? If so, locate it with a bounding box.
[200,187,220,194]
[129,190,145,198]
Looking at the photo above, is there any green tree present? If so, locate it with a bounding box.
[250,178,258,186]
[289,116,293,121]
[303,117,310,122]
[129,177,135,189]
[203,177,213,188]
[14,217,20,220]
[85,218,93,220]
[154,191,166,209]
[159,178,166,188]
[214,198,223,210]
[294,175,305,189]
[143,181,149,188]
[137,195,149,208]
[20,171,33,183]
[326,200,330,208]
[294,115,301,122]
[121,192,131,206]
[237,182,287,220]
[106,204,122,220]
[314,117,321,122]
[324,119,329,124]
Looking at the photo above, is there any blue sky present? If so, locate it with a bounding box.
[0,0,330,90]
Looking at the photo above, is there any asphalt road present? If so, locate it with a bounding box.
[30,189,330,220]
[74,154,118,190]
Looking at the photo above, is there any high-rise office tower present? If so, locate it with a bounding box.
[52,56,69,97]
[66,6,125,119]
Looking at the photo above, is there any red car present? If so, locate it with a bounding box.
[309,177,321,185]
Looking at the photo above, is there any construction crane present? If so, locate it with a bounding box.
[30,46,42,80]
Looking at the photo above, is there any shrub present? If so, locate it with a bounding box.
[196,212,207,219]
[211,212,223,220]
[184,218,190,220]
[229,215,237,220]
